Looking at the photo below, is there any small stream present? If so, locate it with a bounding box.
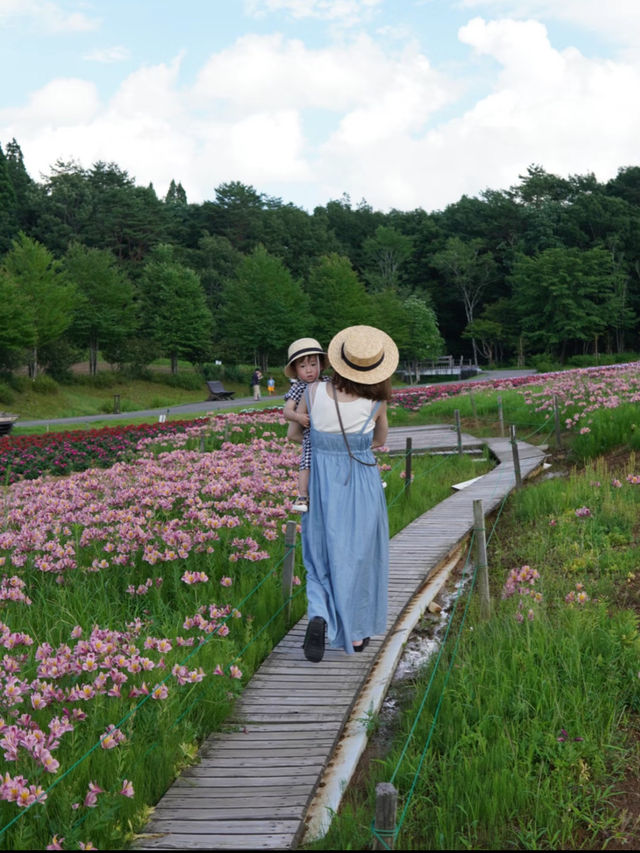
[377,563,475,734]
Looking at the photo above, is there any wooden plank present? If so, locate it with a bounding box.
[136,832,296,849]
[143,819,300,834]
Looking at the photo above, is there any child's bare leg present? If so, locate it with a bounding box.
[298,468,309,498]
[292,468,310,512]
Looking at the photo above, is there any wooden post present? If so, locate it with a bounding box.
[510,425,522,490]
[454,409,463,455]
[199,435,205,452]
[553,395,562,449]
[469,389,477,424]
[497,394,504,438]
[373,782,398,850]
[404,437,412,495]
[113,394,120,414]
[473,499,491,618]
[282,520,297,622]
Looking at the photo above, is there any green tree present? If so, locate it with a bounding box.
[0,269,36,369]
[368,288,412,355]
[307,253,371,345]
[0,143,17,253]
[510,246,621,360]
[3,233,78,377]
[462,318,503,365]
[139,245,213,372]
[400,295,444,382]
[220,245,309,369]
[189,234,243,311]
[362,225,413,291]
[198,181,266,253]
[64,243,137,375]
[431,237,496,364]
[262,202,337,280]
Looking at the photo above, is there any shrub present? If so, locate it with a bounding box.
[73,372,121,389]
[32,374,60,394]
[156,372,203,391]
[0,381,15,405]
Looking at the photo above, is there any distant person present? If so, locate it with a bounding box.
[251,368,262,400]
[295,325,398,662]
[267,376,275,395]
[282,338,327,513]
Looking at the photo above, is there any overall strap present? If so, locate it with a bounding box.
[333,391,378,469]
[358,400,381,435]
[304,384,314,429]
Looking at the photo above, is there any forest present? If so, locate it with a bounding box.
[1,136,640,379]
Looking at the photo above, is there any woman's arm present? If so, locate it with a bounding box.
[372,402,388,448]
[283,398,309,428]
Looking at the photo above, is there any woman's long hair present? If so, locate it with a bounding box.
[331,371,392,402]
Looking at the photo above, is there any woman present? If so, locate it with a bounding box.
[297,325,398,662]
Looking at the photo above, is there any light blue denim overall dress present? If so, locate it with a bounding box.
[301,388,389,654]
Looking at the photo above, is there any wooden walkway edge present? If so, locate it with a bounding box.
[135,427,547,851]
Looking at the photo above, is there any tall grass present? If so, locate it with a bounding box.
[307,421,640,851]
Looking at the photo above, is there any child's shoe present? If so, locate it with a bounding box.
[292,495,309,513]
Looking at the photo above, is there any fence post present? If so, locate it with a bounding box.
[404,437,412,495]
[510,425,522,490]
[473,499,491,618]
[468,389,477,424]
[282,520,297,623]
[454,409,463,455]
[497,394,504,438]
[553,395,562,449]
[373,782,398,850]
[113,394,120,414]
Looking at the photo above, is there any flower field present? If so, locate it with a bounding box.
[1,362,639,848]
[391,362,640,427]
[0,410,304,850]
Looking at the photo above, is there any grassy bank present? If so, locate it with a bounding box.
[306,432,640,849]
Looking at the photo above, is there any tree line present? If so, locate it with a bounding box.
[1,136,639,379]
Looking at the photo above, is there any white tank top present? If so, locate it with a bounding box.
[310,382,376,434]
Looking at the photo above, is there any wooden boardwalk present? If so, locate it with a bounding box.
[135,426,547,851]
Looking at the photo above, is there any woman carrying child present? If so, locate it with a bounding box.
[295,325,398,662]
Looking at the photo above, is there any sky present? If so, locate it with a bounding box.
[1,0,639,214]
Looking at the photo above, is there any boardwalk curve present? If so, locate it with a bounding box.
[135,426,547,850]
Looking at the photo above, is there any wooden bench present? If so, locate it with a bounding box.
[0,416,17,436]
[206,380,235,401]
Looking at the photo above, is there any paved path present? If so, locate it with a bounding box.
[135,425,547,851]
[14,370,537,429]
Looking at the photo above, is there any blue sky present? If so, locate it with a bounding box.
[1,0,639,213]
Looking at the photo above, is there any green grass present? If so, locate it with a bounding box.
[306,442,640,850]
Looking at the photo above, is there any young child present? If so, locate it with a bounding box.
[283,337,327,512]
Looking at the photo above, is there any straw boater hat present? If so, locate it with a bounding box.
[284,338,326,379]
[328,325,399,385]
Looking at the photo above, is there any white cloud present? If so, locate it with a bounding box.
[315,16,640,210]
[244,0,382,23]
[0,0,99,32]
[0,78,101,129]
[193,33,453,118]
[2,17,640,213]
[459,0,640,52]
[84,46,130,64]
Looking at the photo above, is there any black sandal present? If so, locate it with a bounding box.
[303,616,326,662]
[352,637,370,653]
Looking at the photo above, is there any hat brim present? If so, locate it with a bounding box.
[327,326,399,385]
